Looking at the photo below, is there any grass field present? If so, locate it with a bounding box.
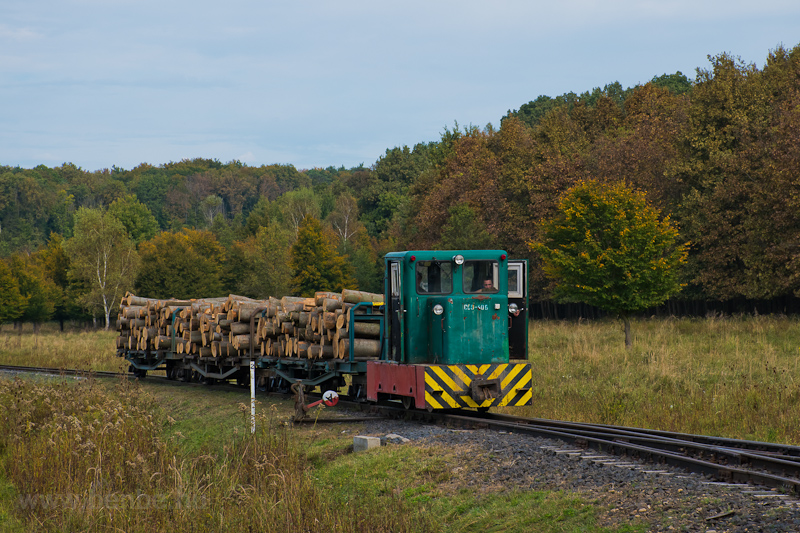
[521,315,800,444]
[0,323,123,372]
[2,316,797,443]
[1,316,798,531]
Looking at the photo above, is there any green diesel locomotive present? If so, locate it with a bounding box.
[367,249,532,410]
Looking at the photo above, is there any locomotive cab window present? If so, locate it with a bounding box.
[415,261,453,294]
[463,260,498,293]
[508,263,523,298]
[390,262,401,297]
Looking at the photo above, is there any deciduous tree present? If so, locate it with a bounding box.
[276,188,321,237]
[532,180,687,347]
[8,253,59,331]
[33,233,79,329]
[135,229,226,299]
[438,203,494,250]
[326,193,360,248]
[0,260,26,326]
[290,216,356,297]
[64,208,139,329]
[228,223,292,298]
[108,195,160,245]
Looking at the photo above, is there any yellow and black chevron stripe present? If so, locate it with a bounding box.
[424,363,532,409]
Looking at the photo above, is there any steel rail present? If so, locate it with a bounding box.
[332,400,800,494]
[475,411,800,459]
[0,364,124,380]
[431,411,800,494]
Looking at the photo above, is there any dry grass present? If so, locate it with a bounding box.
[0,376,424,532]
[0,375,632,533]
[0,323,123,373]
[518,315,800,444]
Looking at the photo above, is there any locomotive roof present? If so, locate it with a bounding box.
[384,250,508,261]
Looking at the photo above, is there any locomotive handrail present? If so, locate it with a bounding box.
[170,307,184,355]
[347,302,385,362]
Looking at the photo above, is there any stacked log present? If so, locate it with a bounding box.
[116,288,384,361]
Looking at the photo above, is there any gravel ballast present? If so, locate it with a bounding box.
[355,416,800,532]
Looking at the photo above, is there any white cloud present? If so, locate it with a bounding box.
[237,151,256,163]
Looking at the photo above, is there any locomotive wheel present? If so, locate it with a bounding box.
[402,396,413,410]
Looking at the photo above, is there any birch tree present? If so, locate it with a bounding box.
[65,208,139,329]
[277,188,320,237]
[327,194,359,248]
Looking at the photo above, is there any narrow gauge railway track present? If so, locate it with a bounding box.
[322,399,800,495]
[0,364,124,380]
[0,364,254,392]
[434,410,800,496]
[6,363,800,496]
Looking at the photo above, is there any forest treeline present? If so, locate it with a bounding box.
[2,44,800,325]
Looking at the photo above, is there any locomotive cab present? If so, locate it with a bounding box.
[386,250,513,365]
[368,250,532,410]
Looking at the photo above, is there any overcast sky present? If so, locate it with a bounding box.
[2,0,798,172]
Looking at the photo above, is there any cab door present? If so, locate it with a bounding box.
[388,261,403,362]
[507,260,528,359]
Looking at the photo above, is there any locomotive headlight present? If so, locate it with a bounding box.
[509,303,519,314]
[453,254,465,265]
[433,304,444,315]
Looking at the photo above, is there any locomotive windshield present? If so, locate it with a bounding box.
[463,260,498,293]
[415,261,453,294]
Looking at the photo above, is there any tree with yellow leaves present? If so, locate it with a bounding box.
[531,180,687,347]
[290,216,356,297]
[134,229,226,299]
